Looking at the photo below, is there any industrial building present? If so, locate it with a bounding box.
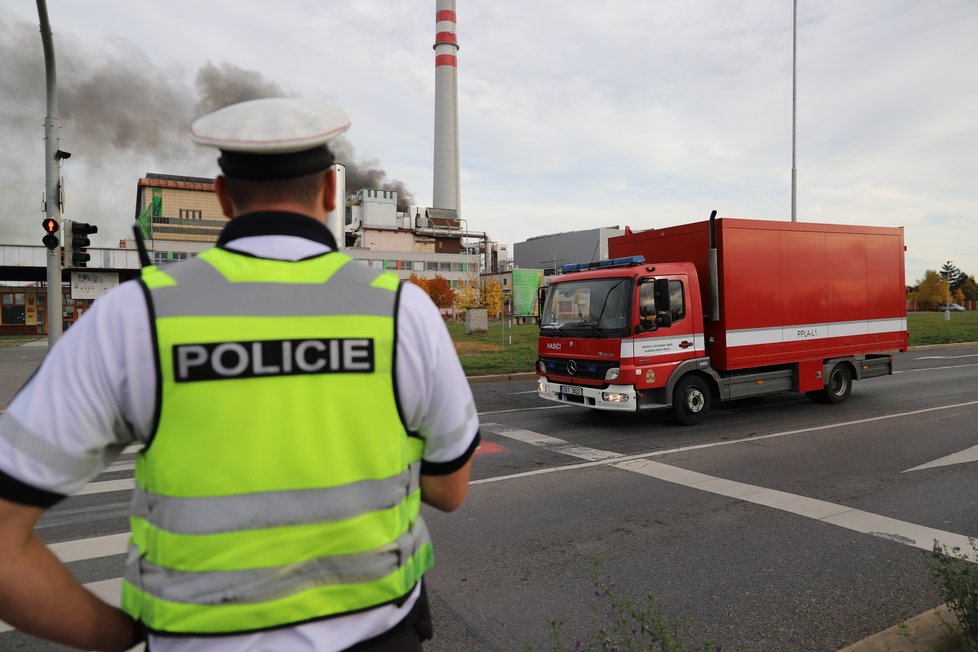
[512,226,625,276]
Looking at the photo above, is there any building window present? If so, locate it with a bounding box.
[438,262,451,272]
[1,292,26,324]
[370,260,384,270]
[426,262,438,271]
[153,251,189,265]
[413,261,424,272]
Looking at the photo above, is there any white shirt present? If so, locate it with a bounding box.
[0,233,480,651]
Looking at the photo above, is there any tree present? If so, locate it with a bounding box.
[940,261,968,293]
[452,274,481,312]
[960,275,978,302]
[914,270,948,311]
[407,273,428,294]
[425,275,455,310]
[480,278,503,319]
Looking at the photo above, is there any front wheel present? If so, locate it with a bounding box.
[806,364,853,404]
[671,376,711,426]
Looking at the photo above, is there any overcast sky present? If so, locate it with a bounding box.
[2,0,975,283]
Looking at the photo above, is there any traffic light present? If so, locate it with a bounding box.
[64,219,98,267]
[41,218,59,250]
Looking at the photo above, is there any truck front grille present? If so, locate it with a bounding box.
[539,356,617,381]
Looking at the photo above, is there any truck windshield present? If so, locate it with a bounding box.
[540,278,632,338]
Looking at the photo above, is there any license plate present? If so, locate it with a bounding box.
[560,385,583,396]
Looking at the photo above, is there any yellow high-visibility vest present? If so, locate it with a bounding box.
[121,247,430,635]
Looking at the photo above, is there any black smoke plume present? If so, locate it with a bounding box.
[0,19,415,243]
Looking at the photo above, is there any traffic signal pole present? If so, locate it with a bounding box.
[37,0,62,345]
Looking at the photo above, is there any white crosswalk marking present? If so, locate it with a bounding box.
[73,478,135,495]
[49,532,130,563]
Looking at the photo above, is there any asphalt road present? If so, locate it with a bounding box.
[1,343,976,650]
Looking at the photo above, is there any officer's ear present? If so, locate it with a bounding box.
[215,176,235,218]
[321,168,337,213]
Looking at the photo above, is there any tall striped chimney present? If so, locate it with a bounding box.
[433,0,460,214]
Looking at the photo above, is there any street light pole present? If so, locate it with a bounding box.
[791,0,798,222]
[545,250,557,276]
[37,0,63,345]
[945,260,953,321]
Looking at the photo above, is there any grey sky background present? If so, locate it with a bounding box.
[1,1,975,283]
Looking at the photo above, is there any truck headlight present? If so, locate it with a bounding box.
[538,381,548,393]
[605,368,621,381]
[602,392,629,403]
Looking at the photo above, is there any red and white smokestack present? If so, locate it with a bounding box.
[433,0,460,214]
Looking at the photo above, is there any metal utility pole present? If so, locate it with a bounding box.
[37,0,63,345]
[791,0,798,222]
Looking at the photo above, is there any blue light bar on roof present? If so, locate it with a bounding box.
[560,255,645,274]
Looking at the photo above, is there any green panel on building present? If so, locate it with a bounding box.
[512,269,543,317]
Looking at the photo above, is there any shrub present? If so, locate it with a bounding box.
[930,539,978,650]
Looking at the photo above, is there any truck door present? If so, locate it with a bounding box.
[630,276,701,389]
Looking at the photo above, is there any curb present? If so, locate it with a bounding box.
[838,604,960,651]
[466,372,537,384]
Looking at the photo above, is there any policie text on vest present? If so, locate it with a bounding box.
[174,338,375,382]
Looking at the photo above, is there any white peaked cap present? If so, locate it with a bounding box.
[190,97,351,180]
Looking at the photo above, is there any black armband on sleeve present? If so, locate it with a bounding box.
[0,470,66,508]
[420,431,480,476]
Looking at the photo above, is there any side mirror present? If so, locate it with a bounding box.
[656,311,673,328]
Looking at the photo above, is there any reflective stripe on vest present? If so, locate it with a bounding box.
[122,247,430,635]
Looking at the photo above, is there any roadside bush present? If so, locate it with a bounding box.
[930,539,978,650]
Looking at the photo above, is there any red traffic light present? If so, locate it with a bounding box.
[42,218,59,233]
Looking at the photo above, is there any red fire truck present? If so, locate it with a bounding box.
[536,213,908,424]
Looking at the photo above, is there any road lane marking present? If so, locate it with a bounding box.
[73,479,135,496]
[915,353,978,360]
[615,458,975,560]
[482,423,621,461]
[904,445,978,472]
[476,399,978,480]
[475,402,978,561]
[106,461,135,472]
[895,362,978,373]
[48,532,129,563]
[479,404,571,416]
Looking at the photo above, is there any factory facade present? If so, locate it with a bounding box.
[130,173,494,286]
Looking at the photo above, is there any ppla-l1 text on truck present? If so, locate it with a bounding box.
[536,213,908,425]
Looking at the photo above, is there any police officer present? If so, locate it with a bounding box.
[0,97,480,651]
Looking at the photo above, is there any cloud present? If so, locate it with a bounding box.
[1,0,975,284]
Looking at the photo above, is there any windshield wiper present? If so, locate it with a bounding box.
[590,279,626,330]
[541,322,567,337]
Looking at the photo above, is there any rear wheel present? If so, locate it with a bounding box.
[671,376,711,426]
[807,364,852,404]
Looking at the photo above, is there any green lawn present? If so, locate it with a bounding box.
[448,312,977,377]
[906,310,978,346]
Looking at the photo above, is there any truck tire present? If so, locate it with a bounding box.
[672,376,711,426]
[806,363,853,404]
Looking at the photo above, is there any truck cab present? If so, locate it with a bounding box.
[537,256,707,419]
